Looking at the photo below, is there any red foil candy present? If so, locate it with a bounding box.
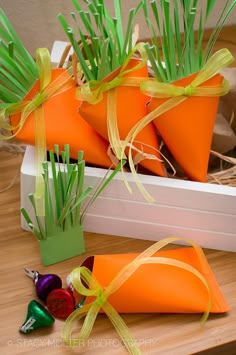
[46,289,75,319]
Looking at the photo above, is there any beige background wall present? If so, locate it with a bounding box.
[1,1,236,57]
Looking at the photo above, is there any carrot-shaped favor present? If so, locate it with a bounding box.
[63,237,229,353]
[10,68,112,168]
[141,0,235,181]
[58,1,166,178]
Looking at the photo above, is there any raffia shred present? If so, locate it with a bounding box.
[0,136,26,155]
[207,150,236,187]
[207,103,236,187]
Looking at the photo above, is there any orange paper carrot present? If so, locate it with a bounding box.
[147,73,223,182]
[79,243,228,314]
[63,237,228,354]
[78,58,166,177]
[138,49,234,182]
[10,68,112,169]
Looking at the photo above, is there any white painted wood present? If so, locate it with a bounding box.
[21,145,236,252]
[83,213,236,252]
[85,196,236,234]
[51,41,73,67]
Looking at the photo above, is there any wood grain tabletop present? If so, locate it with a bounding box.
[0,25,236,355]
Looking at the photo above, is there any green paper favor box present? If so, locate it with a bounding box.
[21,144,122,266]
[39,225,85,266]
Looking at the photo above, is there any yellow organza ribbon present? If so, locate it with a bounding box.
[0,48,75,215]
[62,237,211,355]
[120,48,234,202]
[77,42,148,106]
[77,47,233,202]
[77,44,147,155]
[77,42,154,196]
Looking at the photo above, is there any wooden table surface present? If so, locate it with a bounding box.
[1,26,236,355]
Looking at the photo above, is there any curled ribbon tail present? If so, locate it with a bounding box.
[120,42,148,76]
[32,48,52,216]
[107,88,125,160]
[34,104,46,216]
[191,48,234,87]
[36,47,52,90]
[62,303,96,346]
[103,302,142,355]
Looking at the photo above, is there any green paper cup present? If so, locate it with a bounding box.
[39,225,85,266]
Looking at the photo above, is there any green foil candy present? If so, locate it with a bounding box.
[19,300,55,334]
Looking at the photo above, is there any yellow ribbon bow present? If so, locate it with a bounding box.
[120,48,234,202]
[77,42,148,160]
[77,42,159,198]
[62,237,211,355]
[0,48,75,215]
[77,42,148,106]
[77,47,234,203]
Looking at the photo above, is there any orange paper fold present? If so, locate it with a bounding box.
[79,59,166,176]
[10,68,112,168]
[148,73,223,182]
[81,247,228,314]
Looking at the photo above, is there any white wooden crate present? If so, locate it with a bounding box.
[21,145,236,252]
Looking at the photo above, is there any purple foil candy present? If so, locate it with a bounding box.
[36,274,62,302]
[24,268,62,302]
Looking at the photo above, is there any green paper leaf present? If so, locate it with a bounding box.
[121,8,135,63]
[59,1,143,81]
[28,194,46,239]
[49,150,61,220]
[0,82,23,102]
[20,208,43,240]
[145,0,236,81]
[0,66,27,94]
[173,0,182,69]
[57,14,94,82]
[80,160,125,223]
[206,0,217,20]
[97,38,110,80]
[78,28,98,78]
[0,9,36,73]
[204,0,236,62]
[114,0,124,49]
[58,186,92,226]
[42,163,57,236]
[28,223,42,240]
[0,9,37,102]
[8,40,13,58]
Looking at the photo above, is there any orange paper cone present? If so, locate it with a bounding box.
[81,246,228,314]
[10,68,112,168]
[148,73,223,181]
[79,59,166,176]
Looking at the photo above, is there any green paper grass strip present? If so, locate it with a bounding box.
[21,144,125,240]
[58,0,143,81]
[143,0,236,82]
[0,8,38,104]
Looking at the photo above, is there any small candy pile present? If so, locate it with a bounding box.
[19,268,81,334]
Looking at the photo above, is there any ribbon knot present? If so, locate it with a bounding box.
[77,42,148,106]
[183,84,195,96]
[79,74,124,105]
[95,289,107,307]
[105,76,123,92]
[32,91,47,109]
